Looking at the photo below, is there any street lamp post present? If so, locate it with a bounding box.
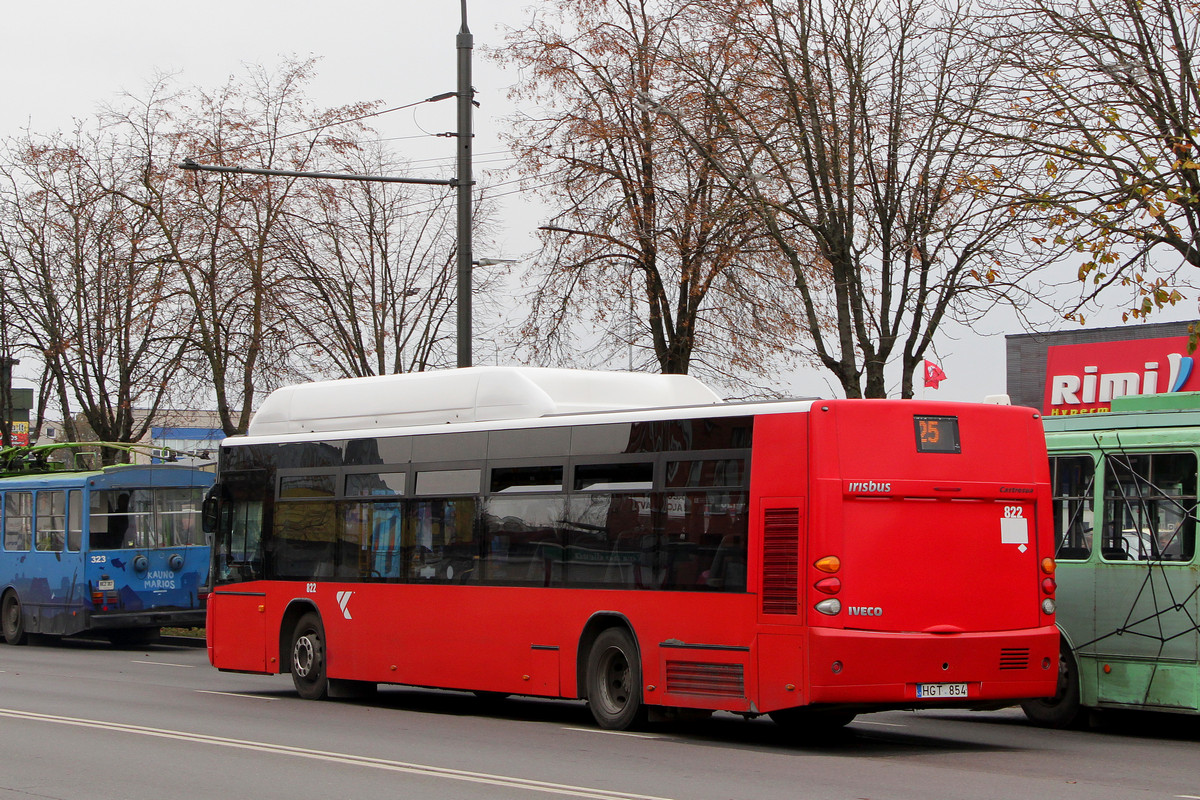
[456,0,474,368]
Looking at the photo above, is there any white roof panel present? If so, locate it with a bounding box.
[247,367,724,436]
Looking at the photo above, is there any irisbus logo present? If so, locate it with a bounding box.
[847,481,892,493]
[1044,338,1197,415]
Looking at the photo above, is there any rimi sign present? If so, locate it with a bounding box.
[1044,336,1197,415]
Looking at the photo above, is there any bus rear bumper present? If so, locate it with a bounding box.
[806,624,1060,706]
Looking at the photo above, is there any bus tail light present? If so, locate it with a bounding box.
[815,598,842,615]
[1041,577,1056,594]
[814,555,841,573]
[814,577,842,594]
[1040,557,1056,575]
[1041,598,1056,615]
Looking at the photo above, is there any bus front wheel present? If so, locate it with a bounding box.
[2,591,27,646]
[1021,639,1081,728]
[585,628,648,730]
[290,612,329,700]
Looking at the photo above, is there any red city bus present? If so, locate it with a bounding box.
[204,368,1059,731]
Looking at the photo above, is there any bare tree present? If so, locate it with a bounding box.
[498,0,806,394]
[0,125,190,458]
[663,0,1060,397]
[980,0,1199,320]
[114,61,373,435]
[281,144,498,377]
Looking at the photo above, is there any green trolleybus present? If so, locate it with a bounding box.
[1024,392,1200,726]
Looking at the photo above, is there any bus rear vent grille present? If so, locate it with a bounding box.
[762,507,799,615]
[999,648,1030,670]
[665,661,746,698]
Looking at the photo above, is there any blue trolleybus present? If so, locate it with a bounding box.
[0,449,214,645]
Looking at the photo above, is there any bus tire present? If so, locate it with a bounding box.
[585,627,648,730]
[1021,638,1081,728]
[290,612,329,700]
[769,707,857,734]
[2,591,27,646]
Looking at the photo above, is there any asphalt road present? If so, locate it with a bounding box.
[0,636,1197,800]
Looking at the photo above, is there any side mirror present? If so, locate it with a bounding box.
[201,488,220,534]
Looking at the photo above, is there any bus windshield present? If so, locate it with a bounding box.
[89,487,207,549]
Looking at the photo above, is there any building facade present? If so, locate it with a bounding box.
[1006,320,1197,414]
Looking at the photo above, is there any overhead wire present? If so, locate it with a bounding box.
[192,94,454,160]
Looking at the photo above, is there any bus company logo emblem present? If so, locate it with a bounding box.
[847,481,891,493]
[847,606,883,616]
[336,591,354,620]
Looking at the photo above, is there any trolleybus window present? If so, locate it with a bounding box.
[35,490,66,551]
[5,491,32,551]
[1102,452,1196,562]
[1051,455,1094,560]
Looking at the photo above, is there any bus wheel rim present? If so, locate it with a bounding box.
[293,634,316,679]
[599,647,630,713]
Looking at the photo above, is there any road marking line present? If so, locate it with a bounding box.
[131,660,196,668]
[854,720,906,727]
[0,707,674,800]
[562,727,662,739]
[195,690,276,701]
[1174,795,1200,798]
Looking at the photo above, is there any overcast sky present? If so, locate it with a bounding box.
[2,0,1193,402]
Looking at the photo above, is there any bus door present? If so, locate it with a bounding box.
[208,470,270,672]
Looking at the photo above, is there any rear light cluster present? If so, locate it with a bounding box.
[1040,557,1056,615]
[814,555,841,615]
[91,591,119,609]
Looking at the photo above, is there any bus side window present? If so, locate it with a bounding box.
[411,498,479,583]
[1052,455,1094,560]
[35,490,66,552]
[4,491,31,551]
[1103,452,1197,562]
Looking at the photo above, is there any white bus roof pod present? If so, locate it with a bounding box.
[247,367,724,436]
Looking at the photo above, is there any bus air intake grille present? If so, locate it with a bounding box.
[665,661,746,698]
[762,507,800,615]
[999,648,1031,670]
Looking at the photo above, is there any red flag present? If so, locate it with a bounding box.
[923,359,947,389]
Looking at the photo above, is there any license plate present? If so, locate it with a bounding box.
[915,682,968,699]
[98,579,115,591]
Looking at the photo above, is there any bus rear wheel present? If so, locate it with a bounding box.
[1021,638,1081,728]
[2,591,27,646]
[290,612,329,700]
[586,628,648,730]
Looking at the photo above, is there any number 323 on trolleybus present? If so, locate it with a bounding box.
[203,368,1060,731]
